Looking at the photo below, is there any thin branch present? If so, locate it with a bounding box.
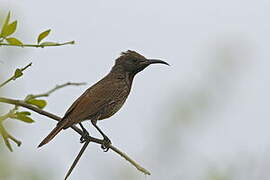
[0,41,75,48]
[0,81,85,152]
[20,63,32,71]
[0,63,32,88]
[0,107,21,149]
[64,140,91,180]
[28,82,86,99]
[110,145,150,174]
[0,124,21,151]
[0,97,151,175]
[0,110,14,122]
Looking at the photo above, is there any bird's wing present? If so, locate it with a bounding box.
[62,77,121,127]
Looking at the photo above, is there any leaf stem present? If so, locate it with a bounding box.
[0,40,75,48]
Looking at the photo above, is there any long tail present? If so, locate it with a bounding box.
[38,120,69,148]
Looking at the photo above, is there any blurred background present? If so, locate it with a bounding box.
[0,0,270,179]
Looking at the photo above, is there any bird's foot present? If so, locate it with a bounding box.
[101,136,111,152]
[80,130,90,143]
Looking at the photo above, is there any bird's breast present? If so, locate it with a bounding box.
[98,79,131,120]
[99,96,129,120]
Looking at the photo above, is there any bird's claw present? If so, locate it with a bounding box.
[101,136,111,152]
[80,131,90,143]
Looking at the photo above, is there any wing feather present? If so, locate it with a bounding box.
[62,76,128,127]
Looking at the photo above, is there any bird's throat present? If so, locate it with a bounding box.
[111,65,135,84]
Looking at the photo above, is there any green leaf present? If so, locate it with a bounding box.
[6,37,22,45]
[18,111,31,116]
[1,21,17,37]
[40,41,58,46]
[18,116,34,123]
[26,99,47,109]
[14,112,34,123]
[37,29,51,44]
[0,11,11,37]
[13,68,23,80]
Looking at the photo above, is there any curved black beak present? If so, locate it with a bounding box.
[147,59,170,66]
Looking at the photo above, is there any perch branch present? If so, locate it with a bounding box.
[0,97,151,176]
[0,81,86,151]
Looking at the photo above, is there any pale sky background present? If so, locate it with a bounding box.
[0,0,270,180]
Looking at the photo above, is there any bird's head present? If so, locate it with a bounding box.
[112,50,169,75]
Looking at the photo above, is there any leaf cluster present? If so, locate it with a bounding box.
[0,11,74,48]
[0,63,48,151]
[0,11,78,151]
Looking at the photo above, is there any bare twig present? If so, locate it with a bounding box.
[64,140,91,180]
[110,145,150,174]
[0,41,75,48]
[28,82,86,99]
[0,97,151,175]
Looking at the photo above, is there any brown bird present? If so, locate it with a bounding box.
[38,50,169,150]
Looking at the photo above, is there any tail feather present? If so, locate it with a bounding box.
[38,120,68,148]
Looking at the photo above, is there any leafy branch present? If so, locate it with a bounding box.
[0,41,75,48]
[0,12,75,48]
[0,109,22,150]
[0,63,85,151]
[0,62,32,88]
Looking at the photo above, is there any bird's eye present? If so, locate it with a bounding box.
[132,59,138,63]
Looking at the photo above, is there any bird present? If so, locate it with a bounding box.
[38,50,169,150]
